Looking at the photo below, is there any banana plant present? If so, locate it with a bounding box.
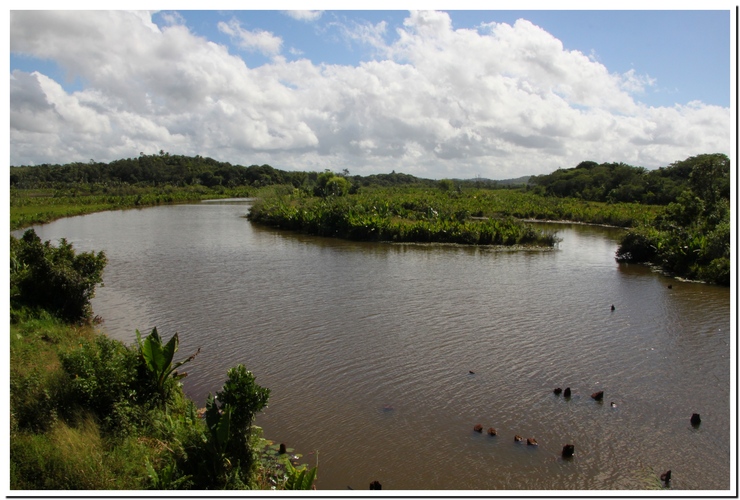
[283,460,318,490]
[136,327,200,400]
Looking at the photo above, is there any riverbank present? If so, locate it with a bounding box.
[10,186,261,231]
[9,229,316,490]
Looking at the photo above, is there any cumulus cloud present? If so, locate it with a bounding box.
[284,10,323,22]
[217,19,283,56]
[329,18,390,52]
[9,10,730,179]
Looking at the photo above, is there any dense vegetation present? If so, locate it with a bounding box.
[528,154,729,205]
[248,179,663,247]
[249,187,553,247]
[527,153,731,285]
[615,154,730,286]
[10,230,317,490]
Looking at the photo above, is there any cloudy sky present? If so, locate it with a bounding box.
[8,6,733,179]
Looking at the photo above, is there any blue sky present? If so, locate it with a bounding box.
[8,8,733,179]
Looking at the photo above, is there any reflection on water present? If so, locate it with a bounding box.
[18,203,731,490]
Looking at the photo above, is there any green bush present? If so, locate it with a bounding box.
[59,335,144,435]
[167,364,270,489]
[10,229,107,323]
[216,364,270,469]
[615,229,658,263]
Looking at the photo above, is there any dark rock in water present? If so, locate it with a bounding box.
[691,413,701,426]
[469,370,475,374]
[562,444,575,458]
[591,391,604,401]
[514,434,523,442]
[667,284,673,289]
[279,443,287,454]
[369,480,382,490]
[473,424,483,433]
[526,437,538,446]
[553,387,562,395]
[563,387,571,398]
[611,304,615,311]
[660,470,672,484]
[487,427,497,436]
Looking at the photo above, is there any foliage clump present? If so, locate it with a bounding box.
[11,229,107,323]
[615,154,730,285]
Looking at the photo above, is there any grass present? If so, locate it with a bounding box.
[9,311,155,489]
[10,185,259,231]
[10,417,154,490]
[9,307,315,490]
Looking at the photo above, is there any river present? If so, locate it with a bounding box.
[16,200,731,491]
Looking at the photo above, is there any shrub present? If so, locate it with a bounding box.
[59,335,143,435]
[615,229,658,263]
[10,229,107,323]
[216,365,271,476]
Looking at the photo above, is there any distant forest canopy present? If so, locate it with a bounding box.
[528,153,730,205]
[8,151,527,191]
[10,151,729,206]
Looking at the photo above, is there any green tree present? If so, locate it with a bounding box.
[438,179,454,192]
[314,170,350,197]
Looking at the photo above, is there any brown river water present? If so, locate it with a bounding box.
[17,200,732,491]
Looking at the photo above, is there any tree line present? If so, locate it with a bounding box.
[11,151,303,189]
[12,152,728,207]
[528,154,729,205]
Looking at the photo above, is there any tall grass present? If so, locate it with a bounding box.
[10,417,153,490]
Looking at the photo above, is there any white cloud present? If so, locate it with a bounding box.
[284,10,322,22]
[342,19,389,51]
[217,19,283,56]
[9,10,730,180]
[620,68,657,94]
